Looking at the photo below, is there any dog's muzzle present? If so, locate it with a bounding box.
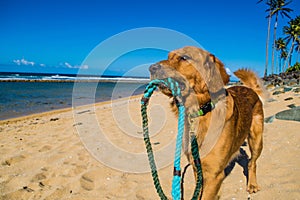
[149,63,188,94]
[149,63,161,75]
[149,63,167,81]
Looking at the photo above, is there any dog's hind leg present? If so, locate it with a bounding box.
[247,100,264,193]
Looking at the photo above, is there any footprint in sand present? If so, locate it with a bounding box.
[31,172,47,182]
[2,155,26,166]
[80,172,95,191]
[38,145,52,152]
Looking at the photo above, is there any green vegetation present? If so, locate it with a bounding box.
[258,0,300,76]
[286,62,300,72]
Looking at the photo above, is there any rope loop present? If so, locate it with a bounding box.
[141,78,202,200]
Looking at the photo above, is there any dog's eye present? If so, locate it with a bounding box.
[179,55,191,61]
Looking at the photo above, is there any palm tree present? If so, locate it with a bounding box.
[295,37,300,63]
[283,16,300,70]
[275,38,287,73]
[257,0,275,77]
[268,0,292,74]
[280,50,288,72]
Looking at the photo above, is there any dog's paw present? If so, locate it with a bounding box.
[247,183,260,194]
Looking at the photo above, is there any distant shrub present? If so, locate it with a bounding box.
[286,62,300,72]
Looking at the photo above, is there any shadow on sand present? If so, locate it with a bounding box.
[224,147,249,183]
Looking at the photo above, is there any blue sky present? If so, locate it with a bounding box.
[0,0,299,77]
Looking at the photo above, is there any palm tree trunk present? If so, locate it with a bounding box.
[275,50,278,74]
[271,13,278,75]
[279,57,282,73]
[284,39,295,71]
[264,13,272,77]
[289,42,295,67]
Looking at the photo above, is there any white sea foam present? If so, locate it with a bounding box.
[0,73,150,83]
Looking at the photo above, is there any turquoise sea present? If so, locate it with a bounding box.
[0,72,148,120]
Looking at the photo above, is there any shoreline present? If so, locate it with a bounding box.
[0,79,150,83]
[1,79,298,122]
[0,81,148,121]
[0,93,143,124]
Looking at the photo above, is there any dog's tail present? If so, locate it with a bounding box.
[234,68,268,102]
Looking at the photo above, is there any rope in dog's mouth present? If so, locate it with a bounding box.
[141,78,203,200]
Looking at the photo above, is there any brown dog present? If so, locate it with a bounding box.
[149,46,266,199]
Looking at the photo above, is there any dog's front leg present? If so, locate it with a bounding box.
[188,154,224,200]
[200,170,225,200]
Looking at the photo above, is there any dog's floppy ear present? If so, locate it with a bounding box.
[208,54,230,85]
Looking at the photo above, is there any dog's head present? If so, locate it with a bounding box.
[149,46,230,101]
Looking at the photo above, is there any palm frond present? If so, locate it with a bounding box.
[281,10,292,19]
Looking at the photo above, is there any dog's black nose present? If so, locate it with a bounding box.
[149,63,161,73]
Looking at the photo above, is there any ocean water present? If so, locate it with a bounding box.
[0,73,148,120]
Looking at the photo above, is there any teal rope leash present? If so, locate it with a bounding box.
[141,79,168,200]
[141,78,203,200]
[191,135,203,199]
[180,135,203,200]
[141,78,183,200]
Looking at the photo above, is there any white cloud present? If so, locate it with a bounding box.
[12,59,88,70]
[64,62,88,69]
[13,58,35,66]
[64,62,73,68]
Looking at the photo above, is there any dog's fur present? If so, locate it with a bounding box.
[149,46,265,199]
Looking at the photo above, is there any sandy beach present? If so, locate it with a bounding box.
[1,87,300,200]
